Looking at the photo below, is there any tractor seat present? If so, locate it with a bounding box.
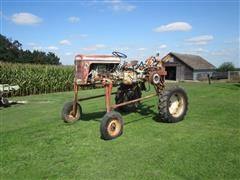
[129,60,138,66]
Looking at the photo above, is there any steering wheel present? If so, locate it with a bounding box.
[112,51,127,59]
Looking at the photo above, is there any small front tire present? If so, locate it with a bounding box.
[100,111,124,140]
[61,101,82,123]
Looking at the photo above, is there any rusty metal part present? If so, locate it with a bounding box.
[75,55,120,85]
[111,93,157,109]
[72,82,79,116]
[149,68,167,84]
[145,56,155,67]
[104,82,113,113]
[130,60,138,66]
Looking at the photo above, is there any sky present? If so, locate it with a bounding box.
[0,0,239,67]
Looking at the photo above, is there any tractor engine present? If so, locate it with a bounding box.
[118,60,144,85]
[122,70,137,85]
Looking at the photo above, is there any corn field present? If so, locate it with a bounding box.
[0,62,74,96]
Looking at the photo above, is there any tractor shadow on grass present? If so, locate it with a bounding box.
[81,111,105,122]
[80,103,160,125]
[124,104,159,125]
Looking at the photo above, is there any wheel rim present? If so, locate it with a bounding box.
[107,119,121,137]
[153,73,160,84]
[67,107,80,121]
[168,93,185,118]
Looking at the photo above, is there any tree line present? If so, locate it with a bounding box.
[0,34,61,65]
[217,62,236,72]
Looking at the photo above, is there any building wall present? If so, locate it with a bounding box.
[165,56,193,81]
[184,65,193,80]
[193,69,215,80]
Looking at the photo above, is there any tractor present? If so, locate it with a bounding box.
[61,52,188,140]
[0,84,20,107]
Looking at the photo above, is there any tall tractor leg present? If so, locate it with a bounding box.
[61,82,82,123]
[72,82,79,116]
[100,81,124,140]
[104,83,112,113]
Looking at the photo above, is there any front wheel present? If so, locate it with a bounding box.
[100,111,124,140]
[61,101,82,123]
[158,86,188,123]
[0,97,10,107]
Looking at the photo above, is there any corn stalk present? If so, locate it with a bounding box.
[0,62,74,96]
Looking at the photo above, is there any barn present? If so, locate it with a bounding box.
[162,52,216,81]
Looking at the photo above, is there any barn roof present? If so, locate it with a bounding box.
[168,52,216,70]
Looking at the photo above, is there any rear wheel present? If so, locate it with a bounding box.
[115,85,141,112]
[158,86,188,123]
[61,101,82,123]
[100,111,124,140]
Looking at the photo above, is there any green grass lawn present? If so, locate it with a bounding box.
[0,83,240,179]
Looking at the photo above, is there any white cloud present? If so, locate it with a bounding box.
[11,12,42,25]
[159,44,167,49]
[136,48,146,51]
[106,0,136,12]
[47,46,58,51]
[60,40,72,46]
[154,22,192,32]
[187,35,214,45]
[68,16,80,23]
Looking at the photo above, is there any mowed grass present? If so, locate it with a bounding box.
[0,83,239,179]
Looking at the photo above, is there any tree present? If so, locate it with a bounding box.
[46,52,61,65]
[217,62,235,72]
[0,34,61,65]
[0,34,19,62]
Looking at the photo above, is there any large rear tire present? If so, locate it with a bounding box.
[61,101,82,123]
[115,85,141,112]
[100,111,124,140]
[158,86,188,123]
